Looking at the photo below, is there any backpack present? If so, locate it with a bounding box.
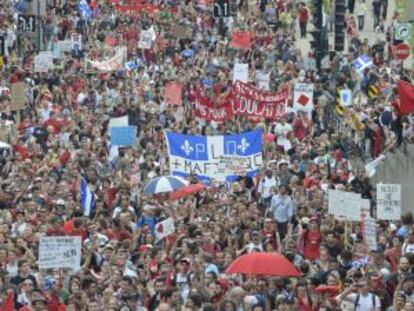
[354,293,376,310]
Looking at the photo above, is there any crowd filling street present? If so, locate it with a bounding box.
[1,0,414,310]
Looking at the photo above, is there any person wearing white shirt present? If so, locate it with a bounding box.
[336,280,381,311]
[258,170,279,209]
[274,118,292,148]
[402,232,414,255]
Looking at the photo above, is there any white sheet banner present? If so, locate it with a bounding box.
[377,184,401,220]
[39,236,81,270]
[109,115,129,128]
[86,47,127,72]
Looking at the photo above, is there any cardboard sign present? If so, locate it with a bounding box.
[233,63,248,83]
[110,126,137,146]
[377,184,401,220]
[39,236,82,270]
[164,82,183,105]
[11,82,26,111]
[173,25,192,38]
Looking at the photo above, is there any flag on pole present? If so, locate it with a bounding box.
[80,177,96,217]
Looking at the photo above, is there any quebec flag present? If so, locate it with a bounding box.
[165,130,263,182]
[353,54,373,75]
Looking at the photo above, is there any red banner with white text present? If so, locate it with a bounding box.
[194,81,288,122]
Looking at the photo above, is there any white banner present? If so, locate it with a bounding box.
[109,115,129,128]
[219,155,251,175]
[86,47,127,72]
[293,83,314,112]
[328,189,362,221]
[233,63,249,83]
[363,217,377,250]
[155,218,175,242]
[377,184,401,220]
[39,236,81,270]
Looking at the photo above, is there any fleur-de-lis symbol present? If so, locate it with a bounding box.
[237,138,250,153]
[181,140,194,156]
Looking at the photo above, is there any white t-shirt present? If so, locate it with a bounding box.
[346,293,381,311]
[402,242,414,255]
[274,123,292,146]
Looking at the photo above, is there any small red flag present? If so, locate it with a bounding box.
[397,80,414,115]
[164,82,183,105]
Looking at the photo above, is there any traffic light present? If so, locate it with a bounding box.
[310,0,324,70]
[334,0,346,52]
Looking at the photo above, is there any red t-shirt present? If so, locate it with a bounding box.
[303,230,321,260]
[298,7,309,23]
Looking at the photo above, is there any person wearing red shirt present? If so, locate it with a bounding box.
[300,217,321,261]
[293,112,311,141]
[298,3,309,38]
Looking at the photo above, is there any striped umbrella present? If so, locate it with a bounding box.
[143,176,188,195]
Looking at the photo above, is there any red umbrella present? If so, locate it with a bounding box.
[168,183,206,201]
[225,252,300,277]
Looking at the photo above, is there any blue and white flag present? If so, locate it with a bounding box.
[80,177,96,217]
[78,0,92,20]
[165,130,263,182]
[353,54,373,75]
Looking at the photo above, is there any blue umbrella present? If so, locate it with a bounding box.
[143,176,188,195]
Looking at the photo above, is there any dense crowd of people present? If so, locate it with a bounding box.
[1,0,414,310]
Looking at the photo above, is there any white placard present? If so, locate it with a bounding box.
[71,33,82,51]
[34,51,54,72]
[255,71,270,90]
[155,218,175,242]
[138,27,156,49]
[377,184,401,220]
[328,189,362,220]
[363,217,377,250]
[293,83,314,112]
[57,40,72,52]
[39,236,81,270]
[109,115,129,128]
[233,63,249,83]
